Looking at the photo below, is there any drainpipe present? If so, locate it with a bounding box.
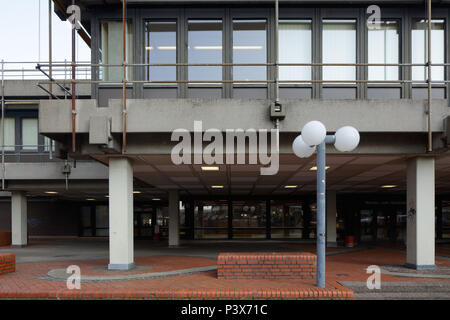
[49,0,53,98]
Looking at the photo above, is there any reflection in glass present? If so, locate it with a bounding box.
[412,19,445,82]
[0,118,15,151]
[322,20,356,82]
[368,20,399,81]
[233,20,267,82]
[279,20,312,81]
[145,21,177,82]
[271,201,304,239]
[22,118,38,151]
[194,201,228,239]
[232,201,266,238]
[188,20,222,82]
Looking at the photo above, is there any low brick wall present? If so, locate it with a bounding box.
[0,254,15,275]
[217,252,316,280]
[0,232,11,246]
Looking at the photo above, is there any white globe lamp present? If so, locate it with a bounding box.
[334,126,360,152]
[292,135,315,158]
[301,121,326,146]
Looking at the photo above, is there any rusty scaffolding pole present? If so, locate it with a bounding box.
[427,0,433,152]
[71,0,76,153]
[122,0,127,153]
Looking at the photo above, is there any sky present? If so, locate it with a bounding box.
[0,0,90,63]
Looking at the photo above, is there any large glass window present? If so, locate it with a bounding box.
[233,19,267,82]
[271,201,304,238]
[368,20,400,81]
[22,118,38,151]
[232,201,266,239]
[322,19,356,82]
[412,19,445,82]
[279,20,312,81]
[145,21,176,82]
[100,20,133,81]
[188,20,223,82]
[0,118,15,151]
[194,201,228,239]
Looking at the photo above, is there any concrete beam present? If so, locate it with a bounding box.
[39,99,449,135]
[11,191,27,247]
[108,157,134,270]
[406,157,435,269]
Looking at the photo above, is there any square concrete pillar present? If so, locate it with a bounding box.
[11,191,27,247]
[406,157,435,269]
[108,157,134,270]
[326,190,338,247]
[168,190,180,247]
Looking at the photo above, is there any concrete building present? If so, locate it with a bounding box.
[1,0,450,270]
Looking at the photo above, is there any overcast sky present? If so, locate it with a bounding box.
[0,0,90,63]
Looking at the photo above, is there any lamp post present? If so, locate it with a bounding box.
[292,121,360,288]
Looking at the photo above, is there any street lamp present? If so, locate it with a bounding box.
[292,121,360,288]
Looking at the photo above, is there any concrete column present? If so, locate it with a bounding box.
[326,190,338,247]
[168,190,180,247]
[108,157,134,270]
[406,157,435,269]
[11,191,27,247]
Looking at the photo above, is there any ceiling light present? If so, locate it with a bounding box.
[233,46,263,50]
[211,185,224,189]
[152,198,161,201]
[133,191,142,194]
[284,185,298,189]
[157,46,176,50]
[194,46,222,50]
[86,198,96,201]
[44,191,58,194]
[105,195,109,198]
[201,166,219,171]
[309,166,330,171]
[381,185,397,188]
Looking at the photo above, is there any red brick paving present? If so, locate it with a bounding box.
[1,245,449,300]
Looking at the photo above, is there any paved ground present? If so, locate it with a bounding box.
[0,239,449,300]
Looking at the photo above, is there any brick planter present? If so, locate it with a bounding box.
[217,252,316,280]
[0,254,15,275]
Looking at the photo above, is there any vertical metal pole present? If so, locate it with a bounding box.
[122,0,127,153]
[71,0,76,153]
[316,141,326,288]
[1,60,5,190]
[48,0,53,98]
[426,0,432,152]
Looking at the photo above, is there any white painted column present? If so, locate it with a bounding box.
[108,157,134,270]
[168,190,180,247]
[406,157,435,269]
[326,190,338,247]
[11,191,27,247]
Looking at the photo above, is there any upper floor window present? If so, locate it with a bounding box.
[145,21,177,82]
[233,19,267,82]
[0,118,15,151]
[188,19,223,82]
[279,20,312,81]
[368,20,400,81]
[22,118,38,151]
[322,19,356,82]
[411,19,445,82]
[100,20,133,81]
